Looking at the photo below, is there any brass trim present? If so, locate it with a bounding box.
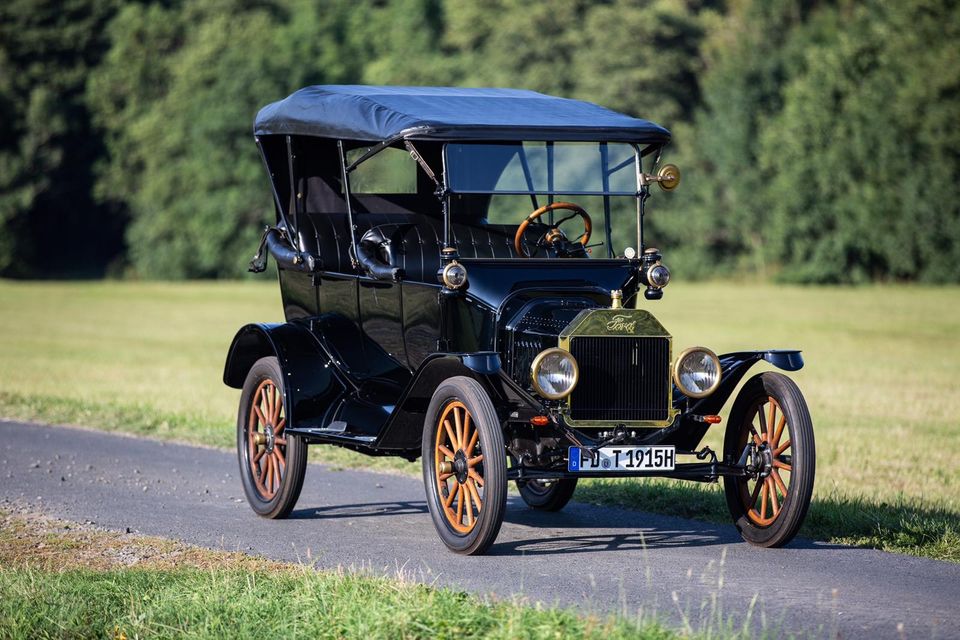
[441,260,467,289]
[672,346,722,399]
[610,289,622,309]
[530,347,579,400]
[657,164,681,191]
[556,307,678,427]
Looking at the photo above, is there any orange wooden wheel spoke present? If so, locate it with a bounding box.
[455,485,464,524]
[772,414,787,449]
[757,407,768,441]
[263,455,273,493]
[453,407,464,450]
[443,483,458,508]
[253,405,267,426]
[262,386,272,422]
[774,439,791,456]
[773,460,792,472]
[772,468,788,497]
[467,478,483,511]
[438,444,456,460]
[252,449,265,464]
[760,480,769,520]
[274,455,282,488]
[460,413,470,452]
[439,472,454,481]
[274,418,285,434]
[465,430,479,457]
[443,420,457,451]
[468,454,483,467]
[272,388,283,423]
[767,399,777,442]
[749,478,763,507]
[274,437,286,446]
[767,477,780,515]
[464,489,474,526]
[274,447,286,468]
[468,469,484,487]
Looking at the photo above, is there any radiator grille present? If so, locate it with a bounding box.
[568,336,670,422]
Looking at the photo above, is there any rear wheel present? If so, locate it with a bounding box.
[237,356,308,519]
[723,372,815,547]
[516,477,578,511]
[422,377,507,555]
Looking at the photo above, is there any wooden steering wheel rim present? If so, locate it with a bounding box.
[514,202,592,258]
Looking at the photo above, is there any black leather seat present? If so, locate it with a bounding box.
[300,210,552,282]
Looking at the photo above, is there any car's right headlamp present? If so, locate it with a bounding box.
[531,348,579,400]
[673,347,722,398]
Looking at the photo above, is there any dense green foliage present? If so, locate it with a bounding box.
[1,0,957,280]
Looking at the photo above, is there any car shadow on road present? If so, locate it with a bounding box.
[287,497,836,555]
[289,501,429,520]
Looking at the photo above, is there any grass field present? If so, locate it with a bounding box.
[0,279,958,561]
[1,512,713,640]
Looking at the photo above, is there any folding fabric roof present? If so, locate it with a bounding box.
[254,85,671,144]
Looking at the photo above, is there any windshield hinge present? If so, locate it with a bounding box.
[404,141,440,187]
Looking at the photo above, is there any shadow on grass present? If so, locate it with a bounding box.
[575,478,960,562]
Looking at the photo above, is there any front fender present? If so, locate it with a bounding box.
[678,350,804,416]
[374,352,531,451]
[223,322,346,430]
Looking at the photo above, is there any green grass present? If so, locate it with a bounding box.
[1,279,958,560]
[0,513,747,640]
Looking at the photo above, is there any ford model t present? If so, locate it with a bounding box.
[224,86,815,555]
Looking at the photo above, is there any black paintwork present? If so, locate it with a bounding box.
[224,87,808,480]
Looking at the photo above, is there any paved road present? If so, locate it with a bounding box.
[2,421,957,639]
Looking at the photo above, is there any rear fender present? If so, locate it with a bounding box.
[223,323,346,429]
[374,352,534,451]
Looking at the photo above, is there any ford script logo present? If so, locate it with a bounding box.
[605,314,637,332]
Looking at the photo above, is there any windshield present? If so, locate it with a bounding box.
[444,142,639,195]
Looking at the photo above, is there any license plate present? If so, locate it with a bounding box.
[567,446,676,472]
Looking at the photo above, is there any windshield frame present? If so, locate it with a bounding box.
[441,141,647,259]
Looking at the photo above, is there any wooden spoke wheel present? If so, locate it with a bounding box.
[723,372,815,547]
[422,377,506,555]
[237,356,307,519]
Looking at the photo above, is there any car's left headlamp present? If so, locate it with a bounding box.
[673,347,722,398]
[531,348,579,400]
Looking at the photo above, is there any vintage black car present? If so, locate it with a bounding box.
[223,86,815,555]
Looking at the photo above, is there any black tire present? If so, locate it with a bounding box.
[422,376,507,555]
[516,478,578,511]
[237,356,308,519]
[722,372,815,547]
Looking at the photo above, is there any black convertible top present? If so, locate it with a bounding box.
[254,85,671,144]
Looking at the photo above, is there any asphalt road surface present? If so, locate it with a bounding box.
[2,420,958,639]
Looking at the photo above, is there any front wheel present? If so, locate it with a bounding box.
[723,372,815,547]
[422,376,507,555]
[237,356,308,519]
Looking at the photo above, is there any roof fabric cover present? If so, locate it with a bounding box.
[254,85,671,144]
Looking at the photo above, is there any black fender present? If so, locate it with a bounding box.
[223,322,347,430]
[667,349,804,450]
[374,351,534,451]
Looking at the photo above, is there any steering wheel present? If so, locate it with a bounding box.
[514,202,592,258]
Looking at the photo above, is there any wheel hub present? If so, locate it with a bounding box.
[263,424,275,452]
[756,443,773,478]
[453,450,469,484]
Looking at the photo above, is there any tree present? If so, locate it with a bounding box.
[0,0,122,277]
[760,0,960,282]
